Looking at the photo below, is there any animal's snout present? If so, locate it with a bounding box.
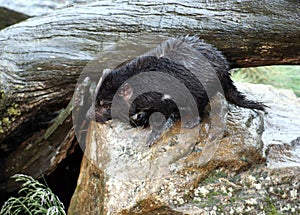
[86,105,112,123]
[86,105,95,121]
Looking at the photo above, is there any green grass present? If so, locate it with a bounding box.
[203,170,228,184]
[264,196,281,215]
[231,66,300,96]
[0,174,66,215]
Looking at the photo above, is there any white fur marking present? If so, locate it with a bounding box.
[162,94,171,100]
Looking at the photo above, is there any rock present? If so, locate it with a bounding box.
[235,83,300,168]
[190,165,300,214]
[69,83,274,214]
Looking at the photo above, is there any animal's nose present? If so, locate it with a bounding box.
[86,105,95,121]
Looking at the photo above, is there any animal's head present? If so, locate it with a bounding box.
[86,68,134,123]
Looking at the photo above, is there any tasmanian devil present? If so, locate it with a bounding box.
[87,36,266,147]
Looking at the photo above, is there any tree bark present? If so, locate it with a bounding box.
[0,0,299,192]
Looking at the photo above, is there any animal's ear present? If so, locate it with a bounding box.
[119,83,133,102]
[102,68,111,76]
[99,69,112,83]
[95,68,112,94]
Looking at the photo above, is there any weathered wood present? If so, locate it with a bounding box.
[0,0,299,193]
[0,0,78,17]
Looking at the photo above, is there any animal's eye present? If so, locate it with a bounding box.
[105,100,112,105]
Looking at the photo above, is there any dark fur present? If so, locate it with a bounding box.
[91,36,266,127]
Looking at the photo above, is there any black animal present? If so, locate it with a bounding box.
[87,36,266,146]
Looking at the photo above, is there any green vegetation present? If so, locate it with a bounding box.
[264,196,280,215]
[0,103,21,134]
[203,170,228,184]
[0,174,66,215]
[7,104,21,116]
[231,66,300,96]
[191,170,300,214]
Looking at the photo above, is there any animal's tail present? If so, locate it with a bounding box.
[223,78,267,111]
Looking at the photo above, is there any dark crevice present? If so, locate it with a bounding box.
[0,144,83,211]
[0,100,69,154]
[43,143,83,211]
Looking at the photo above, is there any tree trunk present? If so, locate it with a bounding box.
[0,0,299,192]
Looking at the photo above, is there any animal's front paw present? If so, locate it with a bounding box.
[183,116,201,129]
[145,116,174,147]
